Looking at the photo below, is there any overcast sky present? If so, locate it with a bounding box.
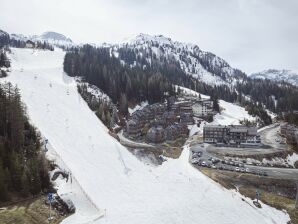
[1,0,297,74]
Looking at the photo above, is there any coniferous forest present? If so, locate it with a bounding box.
[63,44,298,126]
[0,83,51,202]
[64,45,176,108]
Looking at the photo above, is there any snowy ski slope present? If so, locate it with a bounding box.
[4,48,290,224]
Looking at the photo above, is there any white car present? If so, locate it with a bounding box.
[235,167,240,172]
[201,161,206,167]
[191,158,200,164]
[245,168,250,173]
[211,165,216,169]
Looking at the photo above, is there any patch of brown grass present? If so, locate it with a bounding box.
[200,168,298,224]
[0,196,67,224]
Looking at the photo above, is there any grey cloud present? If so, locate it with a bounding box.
[0,0,297,73]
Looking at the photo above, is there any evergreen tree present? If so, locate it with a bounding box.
[119,93,128,115]
[0,83,51,202]
[0,164,9,201]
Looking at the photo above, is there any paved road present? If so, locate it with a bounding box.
[259,123,287,150]
[118,130,154,149]
[246,165,298,180]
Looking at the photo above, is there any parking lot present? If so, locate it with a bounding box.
[190,148,265,175]
[190,143,298,180]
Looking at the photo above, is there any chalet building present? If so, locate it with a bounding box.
[126,119,141,138]
[150,119,166,128]
[170,101,191,115]
[180,112,194,125]
[25,40,35,48]
[204,125,229,144]
[171,104,180,116]
[166,96,176,108]
[192,99,214,117]
[203,125,260,146]
[163,111,178,126]
[142,106,154,121]
[126,98,192,142]
[151,103,166,118]
[177,123,189,137]
[147,126,165,143]
[180,106,193,114]
[165,125,179,141]
[131,110,147,128]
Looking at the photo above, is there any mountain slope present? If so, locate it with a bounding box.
[0,29,10,47]
[3,47,290,224]
[10,31,74,48]
[251,69,298,86]
[114,33,246,86]
[36,31,73,47]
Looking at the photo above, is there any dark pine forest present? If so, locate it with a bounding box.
[63,44,298,126]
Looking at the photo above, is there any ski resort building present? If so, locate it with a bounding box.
[25,40,35,48]
[165,125,179,141]
[203,125,261,146]
[126,97,193,143]
[147,126,165,143]
[180,112,194,125]
[192,99,214,117]
[164,123,189,142]
[126,119,141,138]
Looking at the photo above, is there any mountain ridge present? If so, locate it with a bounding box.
[10,31,74,48]
[111,33,247,86]
[250,69,298,86]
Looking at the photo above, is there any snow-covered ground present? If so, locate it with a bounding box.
[213,100,255,125]
[176,85,255,126]
[46,141,105,224]
[287,153,298,167]
[128,101,148,115]
[76,78,112,104]
[2,48,290,224]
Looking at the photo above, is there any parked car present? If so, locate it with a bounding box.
[240,168,245,172]
[211,165,217,169]
[235,167,240,172]
[245,168,250,173]
[191,158,200,164]
[192,153,199,158]
[201,161,206,167]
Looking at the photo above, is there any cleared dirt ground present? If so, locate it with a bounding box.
[200,168,298,224]
[0,195,67,224]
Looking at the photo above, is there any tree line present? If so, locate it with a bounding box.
[9,38,54,51]
[63,44,298,126]
[1,29,54,51]
[64,45,177,115]
[0,83,51,202]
